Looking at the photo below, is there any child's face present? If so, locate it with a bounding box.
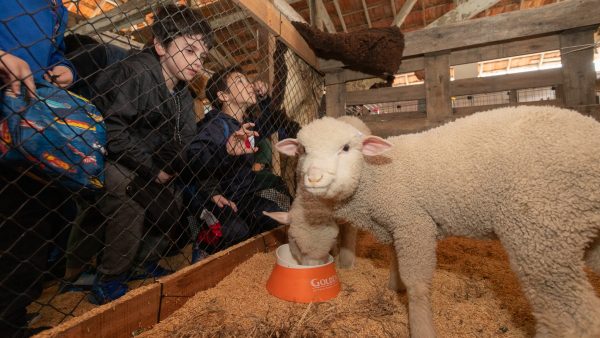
[160,34,209,83]
[225,72,256,107]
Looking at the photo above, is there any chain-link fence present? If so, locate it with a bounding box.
[0,1,323,335]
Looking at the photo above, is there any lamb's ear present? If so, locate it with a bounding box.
[276,138,299,156]
[263,211,291,225]
[362,136,393,156]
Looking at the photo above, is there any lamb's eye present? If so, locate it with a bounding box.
[342,144,350,152]
[297,145,305,155]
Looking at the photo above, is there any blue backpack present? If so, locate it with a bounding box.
[0,81,106,192]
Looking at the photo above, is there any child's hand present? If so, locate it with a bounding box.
[0,50,36,98]
[211,194,238,212]
[252,80,268,98]
[155,170,173,184]
[44,65,74,88]
[226,122,259,155]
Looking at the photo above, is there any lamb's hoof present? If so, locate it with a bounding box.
[337,252,356,269]
[337,261,355,269]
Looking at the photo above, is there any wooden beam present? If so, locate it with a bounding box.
[559,28,597,106]
[392,0,418,27]
[403,0,600,57]
[428,0,501,28]
[346,84,426,104]
[321,0,599,72]
[390,0,397,16]
[308,0,324,30]
[317,0,336,33]
[425,52,452,122]
[91,0,108,18]
[450,67,562,96]
[233,0,318,69]
[361,0,372,28]
[345,67,563,105]
[71,0,171,35]
[326,73,347,117]
[273,0,307,23]
[322,34,561,81]
[332,0,347,32]
[43,284,162,338]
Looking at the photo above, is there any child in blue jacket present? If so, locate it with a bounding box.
[187,66,296,251]
[0,1,75,337]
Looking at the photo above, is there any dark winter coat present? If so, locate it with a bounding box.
[93,51,197,181]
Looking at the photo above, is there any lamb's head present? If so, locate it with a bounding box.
[277,117,392,200]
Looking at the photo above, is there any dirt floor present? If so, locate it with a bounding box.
[133,232,600,338]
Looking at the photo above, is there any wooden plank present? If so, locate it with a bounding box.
[559,28,597,106]
[404,0,600,58]
[320,0,600,73]
[425,52,452,122]
[449,34,560,66]
[234,0,318,69]
[450,67,562,96]
[158,227,287,320]
[326,79,347,117]
[45,284,162,338]
[392,0,418,27]
[345,67,563,105]
[346,84,426,105]
[321,34,560,81]
[428,0,501,28]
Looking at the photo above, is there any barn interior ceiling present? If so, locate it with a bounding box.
[63,0,594,80]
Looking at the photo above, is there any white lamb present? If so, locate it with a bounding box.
[275,105,600,338]
[265,116,369,268]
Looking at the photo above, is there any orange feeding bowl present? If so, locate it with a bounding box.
[266,244,340,303]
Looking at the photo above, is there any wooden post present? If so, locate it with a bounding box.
[508,89,518,104]
[559,28,596,107]
[326,72,346,118]
[425,52,452,122]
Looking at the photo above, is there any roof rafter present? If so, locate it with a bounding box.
[332,0,347,32]
[317,0,336,32]
[361,0,372,28]
[392,0,418,27]
[71,0,171,34]
[428,0,501,28]
[273,0,307,23]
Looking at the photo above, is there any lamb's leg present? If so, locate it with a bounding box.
[337,221,357,269]
[288,236,303,264]
[584,236,600,275]
[499,227,600,338]
[387,253,406,292]
[391,219,438,338]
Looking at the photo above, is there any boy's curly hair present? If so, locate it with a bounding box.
[151,4,214,49]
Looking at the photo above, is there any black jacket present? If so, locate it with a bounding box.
[93,50,197,181]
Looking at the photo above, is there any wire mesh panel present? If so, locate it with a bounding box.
[452,91,511,108]
[517,86,556,102]
[0,0,322,335]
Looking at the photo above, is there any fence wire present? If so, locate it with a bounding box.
[0,1,323,335]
